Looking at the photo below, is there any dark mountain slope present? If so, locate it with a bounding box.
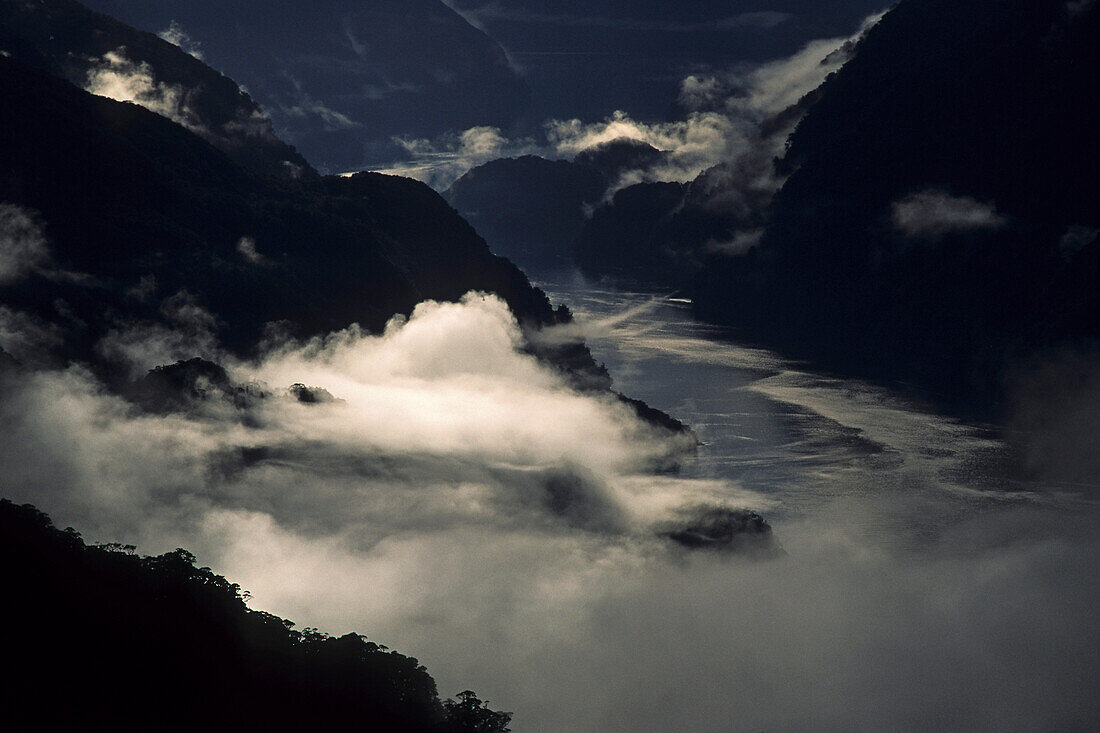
[81,0,531,172]
[0,55,557,372]
[447,155,605,273]
[691,0,1100,413]
[0,498,511,731]
[573,181,691,282]
[0,0,314,179]
[445,139,664,275]
[0,54,683,427]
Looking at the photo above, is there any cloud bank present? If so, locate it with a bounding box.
[0,290,725,559]
[158,20,204,60]
[0,203,52,284]
[85,49,203,132]
[1,284,1097,729]
[380,127,526,188]
[892,189,1007,238]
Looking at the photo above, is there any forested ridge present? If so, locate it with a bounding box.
[0,498,511,731]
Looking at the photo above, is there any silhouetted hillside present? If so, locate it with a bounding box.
[458,0,1100,415]
[0,0,314,179]
[0,1,695,441]
[122,357,264,413]
[450,149,762,287]
[81,0,531,172]
[445,140,664,275]
[572,139,665,180]
[691,0,1100,413]
[0,498,511,731]
[0,55,559,374]
[447,155,605,273]
[574,181,690,282]
[572,147,788,286]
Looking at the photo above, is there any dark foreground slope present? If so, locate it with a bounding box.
[0,0,313,179]
[692,0,1099,413]
[0,55,557,369]
[81,0,531,172]
[0,499,511,731]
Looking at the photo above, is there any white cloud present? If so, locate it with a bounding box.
[2,291,719,550]
[83,48,284,155]
[892,189,1007,238]
[158,20,204,60]
[221,108,282,142]
[283,98,360,131]
[236,236,270,266]
[281,75,361,132]
[381,127,534,188]
[85,49,204,133]
[551,11,883,180]
[96,290,222,377]
[389,11,884,201]
[706,227,765,256]
[550,109,732,165]
[0,306,63,366]
[0,203,52,284]
[729,25,873,116]
[242,293,695,484]
[0,203,92,286]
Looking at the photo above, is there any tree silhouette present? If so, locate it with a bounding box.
[0,498,511,731]
[444,691,513,733]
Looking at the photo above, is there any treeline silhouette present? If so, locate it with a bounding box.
[0,499,511,731]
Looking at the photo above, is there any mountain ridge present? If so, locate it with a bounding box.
[0,497,512,731]
[0,0,315,179]
[80,0,532,172]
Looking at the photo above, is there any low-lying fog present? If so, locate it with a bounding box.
[2,283,1096,731]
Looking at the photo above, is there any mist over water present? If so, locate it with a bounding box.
[215,282,1098,731]
[2,282,1096,731]
[540,281,1048,520]
[507,279,1100,730]
[3,0,1097,728]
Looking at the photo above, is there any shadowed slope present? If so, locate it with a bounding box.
[0,498,511,731]
[0,0,315,179]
